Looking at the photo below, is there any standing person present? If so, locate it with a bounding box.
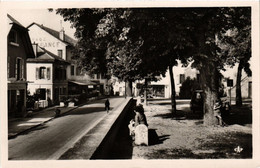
[214,99,224,126]
[105,99,110,113]
[134,104,148,127]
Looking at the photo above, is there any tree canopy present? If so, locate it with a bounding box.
[53,7,251,124]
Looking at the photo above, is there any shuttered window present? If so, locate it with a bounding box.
[47,68,50,80]
[36,67,39,79]
[16,58,23,80]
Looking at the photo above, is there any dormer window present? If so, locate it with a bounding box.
[9,30,19,46]
[58,50,63,58]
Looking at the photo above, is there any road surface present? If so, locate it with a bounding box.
[8,97,126,160]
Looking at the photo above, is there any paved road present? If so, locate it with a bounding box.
[8,97,126,160]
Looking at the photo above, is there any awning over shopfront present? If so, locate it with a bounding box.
[69,80,100,86]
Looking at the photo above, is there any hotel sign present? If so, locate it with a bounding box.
[32,37,61,48]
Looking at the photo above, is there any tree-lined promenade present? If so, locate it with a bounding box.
[50,8,251,125]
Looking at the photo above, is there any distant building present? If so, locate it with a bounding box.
[152,61,252,99]
[7,14,35,117]
[27,45,70,106]
[27,22,109,97]
[221,64,252,99]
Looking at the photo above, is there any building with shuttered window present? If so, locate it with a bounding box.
[27,22,110,98]
[27,45,70,106]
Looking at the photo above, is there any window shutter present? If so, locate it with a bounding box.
[21,59,24,80]
[47,68,50,80]
[15,59,18,79]
[36,67,39,79]
[7,57,10,78]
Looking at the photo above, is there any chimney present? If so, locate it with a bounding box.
[59,20,65,41]
[32,42,38,57]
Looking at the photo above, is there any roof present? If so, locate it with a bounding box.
[27,22,77,46]
[7,14,26,28]
[27,47,70,64]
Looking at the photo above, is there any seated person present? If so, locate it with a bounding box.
[134,104,148,127]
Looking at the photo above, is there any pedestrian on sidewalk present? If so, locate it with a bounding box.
[105,99,110,113]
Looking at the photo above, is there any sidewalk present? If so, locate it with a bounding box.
[8,96,108,139]
[8,105,77,139]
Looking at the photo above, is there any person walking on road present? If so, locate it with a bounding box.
[105,99,110,113]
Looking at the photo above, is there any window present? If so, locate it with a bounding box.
[179,74,185,84]
[90,73,95,79]
[39,67,46,79]
[196,74,200,82]
[58,50,63,58]
[59,87,62,95]
[76,67,81,76]
[36,89,46,100]
[97,73,100,79]
[16,58,24,80]
[36,67,50,80]
[47,68,50,80]
[101,73,106,79]
[71,65,75,76]
[7,56,10,78]
[63,87,66,95]
[9,30,18,44]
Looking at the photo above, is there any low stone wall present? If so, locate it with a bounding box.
[90,98,135,159]
[59,97,135,159]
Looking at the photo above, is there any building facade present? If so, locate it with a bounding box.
[152,61,252,99]
[27,46,69,106]
[7,14,35,117]
[27,23,109,97]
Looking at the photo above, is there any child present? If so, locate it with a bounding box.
[128,119,135,137]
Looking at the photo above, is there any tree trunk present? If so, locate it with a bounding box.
[125,80,132,97]
[169,65,177,117]
[200,65,219,126]
[236,63,243,106]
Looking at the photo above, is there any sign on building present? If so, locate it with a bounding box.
[227,79,233,87]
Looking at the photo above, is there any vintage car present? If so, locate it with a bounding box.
[190,90,204,113]
[190,90,231,117]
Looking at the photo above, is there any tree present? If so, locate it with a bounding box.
[53,7,249,124]
[218,8,251,106]
[186,7,251,125]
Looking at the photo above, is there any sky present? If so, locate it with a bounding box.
[8,9,76,39]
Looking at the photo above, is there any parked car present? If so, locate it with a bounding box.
[190,90,204,113]
[190,90,231,117]
[220,97,231,118]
